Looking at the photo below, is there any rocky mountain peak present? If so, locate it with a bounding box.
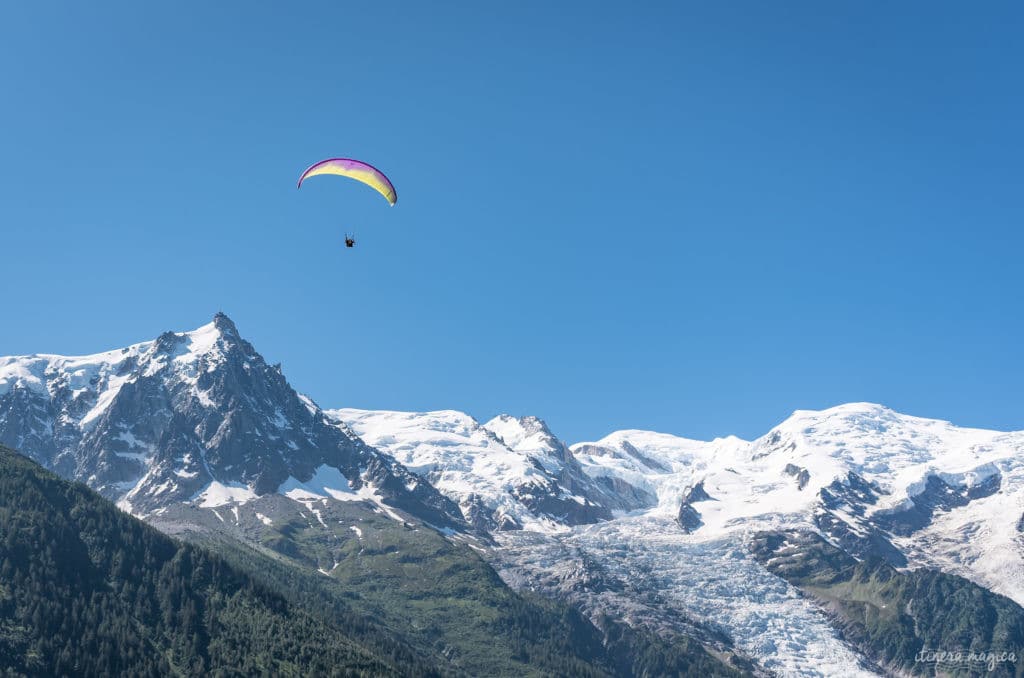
[0,316,466,531]
[212,311,238,334]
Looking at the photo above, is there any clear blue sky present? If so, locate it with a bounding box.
[1,2,1021,442]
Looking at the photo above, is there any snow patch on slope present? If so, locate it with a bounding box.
[194,480,259,508]
[278,464,357,501]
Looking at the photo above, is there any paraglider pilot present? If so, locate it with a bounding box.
[296,158,396,252]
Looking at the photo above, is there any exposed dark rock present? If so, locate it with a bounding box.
[783,463,811,490]
[814,472,906,566]
[750,530,859,585]
[676,481,713,533]
[873,472,1002,537]
[819,471,884,515]
[814,509,907,567]
[620,441,673,473]
[677,504,703,533]
[591,475,658,510]
[683,479,714,504]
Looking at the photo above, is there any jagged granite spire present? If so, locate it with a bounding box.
[0,315,466,531]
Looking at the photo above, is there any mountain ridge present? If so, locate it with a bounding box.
[0,313,466,532]
[4,316,1023,676]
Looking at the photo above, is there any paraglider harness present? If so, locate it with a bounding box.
[344,233,356,248]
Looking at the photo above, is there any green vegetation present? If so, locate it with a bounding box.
[0,445,746,677]
[753,531,1024,677]
[596,613,755,677]
[192,500,747,677]
[281,511,602,676]
[0,446,440,677]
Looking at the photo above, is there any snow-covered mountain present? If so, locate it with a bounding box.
[570,403,1024,605]
[0,314,463,529]
[325,401,1024,601]
[326,409,619,531]
[329,402,1024,675]
[4,317,1023,676]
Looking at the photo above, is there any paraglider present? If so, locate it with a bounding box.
[297,158,396,250]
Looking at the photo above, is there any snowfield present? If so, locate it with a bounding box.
[331,401,1024,674]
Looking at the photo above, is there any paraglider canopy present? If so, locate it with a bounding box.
[297,158,397,206]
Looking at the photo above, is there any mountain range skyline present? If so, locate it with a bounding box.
[3,312,1020,448]
[3,311,1023,675]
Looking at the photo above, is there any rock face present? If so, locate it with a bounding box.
[813,472,908,567]
[676,503,703,533]
[872,471,1002,536]
[783,463,811,490]
[0,314,464,529]
[682,479,714,504]
[677,480,712,533]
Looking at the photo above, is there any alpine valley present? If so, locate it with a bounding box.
[1,315,1022,677]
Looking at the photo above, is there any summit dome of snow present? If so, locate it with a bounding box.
[570,403,1024,602]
